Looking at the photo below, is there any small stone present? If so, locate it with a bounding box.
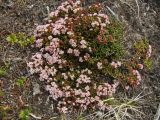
[6,0,14,8]
[33,83,41,96]
[27,4,34,9]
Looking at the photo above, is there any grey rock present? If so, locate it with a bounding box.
[33,83,41,96]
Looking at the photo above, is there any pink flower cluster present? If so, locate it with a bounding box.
[28,0,150,113]
[28,0,117,113]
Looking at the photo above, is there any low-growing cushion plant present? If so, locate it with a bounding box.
[28,0,152,113]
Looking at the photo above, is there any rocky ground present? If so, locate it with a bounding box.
[0,0,160,120]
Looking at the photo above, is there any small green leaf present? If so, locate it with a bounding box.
[6,33,17,45]
[16,76,27,87]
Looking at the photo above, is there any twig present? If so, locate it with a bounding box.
[29,113,42,119]
[135,0,140,19]
[106,6,119,21]
[154,103,160,120]
[46,6,50,15]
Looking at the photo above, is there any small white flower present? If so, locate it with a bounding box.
[67,31,74,36]
[79,57,83,62]
[117,61,122,66]
[97,62,103,69]
[110,62,115,67]
[101,23,106,27]
[59,50,64,55]
[91,21,99,27]
[48,36,53,40]
[73,49,80,56]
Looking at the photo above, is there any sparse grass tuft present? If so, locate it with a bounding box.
[101,93,146,120]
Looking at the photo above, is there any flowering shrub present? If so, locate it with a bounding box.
[28,0,152,113]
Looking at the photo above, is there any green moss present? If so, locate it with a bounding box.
[16,76,27,87]
[19,108,31,120]
[144,59,153,70]
[134,38,149,56]
[0,67,7,77]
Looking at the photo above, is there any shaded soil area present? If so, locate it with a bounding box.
[0,0,160,120]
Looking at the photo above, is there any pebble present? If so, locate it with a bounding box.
[33,83,41,96]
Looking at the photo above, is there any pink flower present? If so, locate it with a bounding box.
[138,64,144,69]
[111,62,117,68]
[73,49,80,56]
[62,73,68,80]
[80,40,87,48]
[111,61,122,68]
[95,96,100,101]
[77,74,91,84]
[52,29,60,35]
[97,35,102,43]
[132,70,137,75]
[36,39,43,47]
[146,45,152,58]
[132,69,142,84]
[125,86,130,90]
[84,53,90,61]
[40,69,48,80]
[61,107,68,113]
[69,39,77,47]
